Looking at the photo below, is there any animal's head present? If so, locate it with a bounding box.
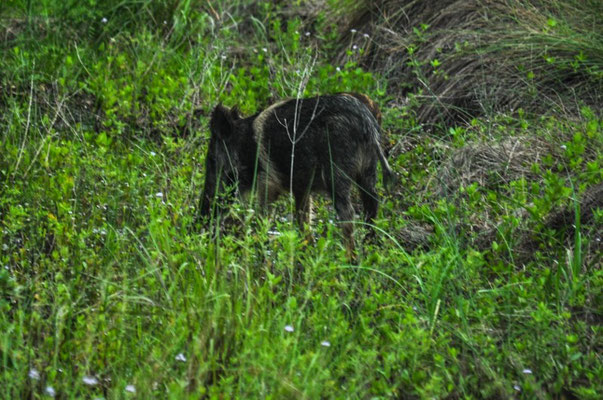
[199,104,243,218]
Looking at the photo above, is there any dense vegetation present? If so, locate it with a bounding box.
[1,0,601,398]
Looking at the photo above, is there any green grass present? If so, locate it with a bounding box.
[1,0,601,398]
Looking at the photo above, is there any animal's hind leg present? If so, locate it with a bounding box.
[357,166,379,240]
[358,170,378,223]
[333,188,357,263]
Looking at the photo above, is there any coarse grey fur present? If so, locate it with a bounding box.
[199,93,394,260]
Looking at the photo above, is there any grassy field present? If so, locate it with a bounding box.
[1,0,601,398]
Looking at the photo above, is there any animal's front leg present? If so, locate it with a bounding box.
[295,193,314,244]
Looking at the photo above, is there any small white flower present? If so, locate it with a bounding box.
[268,230,281,236]
[284,325,294,332]
[101,17,108,24]
[163,20,167,25]
[29,368,40,380]
[513,384,521,392]
[175,353,187,362]
[352,44,358,50]
[522,368,532,374]
[262,47,268,53]
[221,55,227,60]
[150,151,156,156]
[125,384,136,393]
[45,386,56,397]
[336,67,341,72]
[320,340,331,347]
[350,29,357,33]
[363,33,369,38]
[560,144,567,150]
[155,192,164,198]
[305,31,311,36]
[83,376,99,386]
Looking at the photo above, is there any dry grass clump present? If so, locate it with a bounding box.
[435,136,549,195]
[419,135,601,264]
[337,0,602,125]
[474,182,602,265]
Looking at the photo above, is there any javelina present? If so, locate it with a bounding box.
[339,92,382,125]
[199,93,394,259]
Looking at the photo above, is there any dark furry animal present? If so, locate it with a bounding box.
[339,92,382,125]
[199,93,394,260]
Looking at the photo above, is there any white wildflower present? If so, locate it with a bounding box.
[522,368,532,374]
[45,386,56,397]
[83,376,99,386]
[175,353,187,362]
[101,17,108,24]
[284,325,294,332]
[320,340,331,347]
[29,368,40,380]
[125,384,136,393]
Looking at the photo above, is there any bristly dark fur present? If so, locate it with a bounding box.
[199,93,394,261]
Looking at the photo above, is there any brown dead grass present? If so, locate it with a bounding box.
[435,136,549,195]
[336,0,602,125]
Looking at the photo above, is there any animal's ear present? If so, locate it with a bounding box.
[230,106,242,120]
[210,104,234,138]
